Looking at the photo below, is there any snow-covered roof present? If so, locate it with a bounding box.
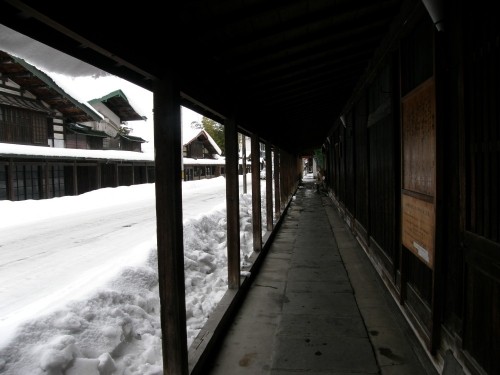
[183,157,225,165]
[0,143,230,166]
[88,89,146,122]
[119,133,147,143]
[0,50,101,123]
[0,143,154,162]
[67,123,108,138]
[182,128,222,155]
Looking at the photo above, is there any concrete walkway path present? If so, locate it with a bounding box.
[206,177,437,374]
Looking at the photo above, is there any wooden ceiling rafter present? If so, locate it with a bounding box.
[202,0,398,58]
[0,0,408,155]
[225,22,387,76]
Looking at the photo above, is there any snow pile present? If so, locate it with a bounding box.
[0,184,266,375]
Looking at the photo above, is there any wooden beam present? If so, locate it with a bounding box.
[241,133,247,194]
[251,133,262,252]
[431,28,445,355]
[153,75,188,375]
[21,83,47,89]
[280,151,286,212]
[225,114,241,289]
[274,148,281,219]
[40,94,65,101]
[1,71,33,79]
[265,141,273,231]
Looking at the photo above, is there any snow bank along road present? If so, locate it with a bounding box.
[0,177,240,348]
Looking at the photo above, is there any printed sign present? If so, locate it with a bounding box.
[402,194,435,268]
[401,78,436,269]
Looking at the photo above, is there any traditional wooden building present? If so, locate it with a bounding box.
[182,128,224,180]
[0,50,153,201]
[88,89,147,151]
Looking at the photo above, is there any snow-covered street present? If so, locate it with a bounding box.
[0,176,260,374]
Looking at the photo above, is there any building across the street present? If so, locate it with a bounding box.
[0,50,227,201]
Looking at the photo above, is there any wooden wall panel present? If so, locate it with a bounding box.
[369,116,396,261]
[402,79,436,197]
[354,95,369,232]
[401,78,436,270]
[344,111,356,217]
[462,5,500,374]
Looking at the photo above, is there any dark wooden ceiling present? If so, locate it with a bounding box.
[0,0,408,156]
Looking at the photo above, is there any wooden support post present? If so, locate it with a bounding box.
[242,133,247,194]
[251,133,262,252]
[280,152,286,211]
[225,115,241,289]
[430,28,446,354]
[153,76,189,375]
[274,148,281,218]
[265,142,273,231]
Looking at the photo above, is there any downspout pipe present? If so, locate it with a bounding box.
[421,0,444,31]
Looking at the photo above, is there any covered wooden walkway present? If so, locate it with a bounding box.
[201,176,437,374]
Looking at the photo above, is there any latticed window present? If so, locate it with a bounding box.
[0,106,47,145]
[12,164,42,201]
[0,164,7,200]
[51,165,65,198]
[32,114,47,145]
